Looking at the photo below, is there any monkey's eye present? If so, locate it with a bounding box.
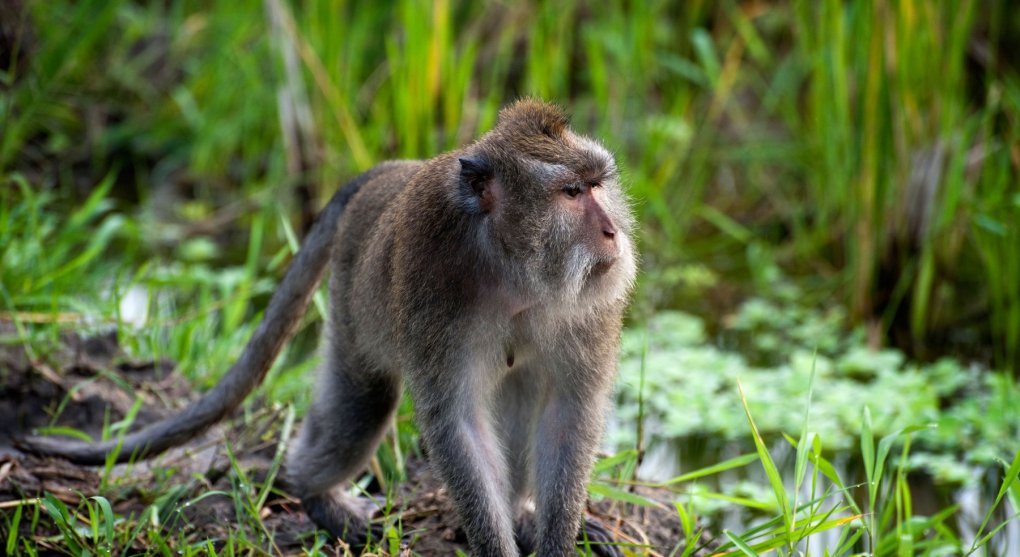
[562,183,583,198]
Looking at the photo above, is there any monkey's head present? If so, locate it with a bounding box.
[457,99,637,308]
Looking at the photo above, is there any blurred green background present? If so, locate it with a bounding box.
[2,0,1018,555]
[5,0,1018,368]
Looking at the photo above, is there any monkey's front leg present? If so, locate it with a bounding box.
[534,385,618,557]
[413,375,518,557]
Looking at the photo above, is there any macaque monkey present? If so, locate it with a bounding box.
[22,99,638,556]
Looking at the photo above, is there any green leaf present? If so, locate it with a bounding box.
[968,447,1020,554]
[593,449,639,475]
[33,426,93,443]
[89,496,115,545]
[587,483,663,508]
[738,382,790,526]
[687,491,773,511]
[723,529,760,556]
[691,28,720,87]
[5,502,23,555]
[663,453,759,485]
[674,500,693,541]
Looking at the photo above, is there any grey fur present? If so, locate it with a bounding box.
[23,100,637,557]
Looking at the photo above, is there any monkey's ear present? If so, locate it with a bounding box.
[459,156,496,214]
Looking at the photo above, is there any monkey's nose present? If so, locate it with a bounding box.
[602,219,617,239]
[599,224,618,259]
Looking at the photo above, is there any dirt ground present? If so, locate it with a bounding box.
[0,324,715,556]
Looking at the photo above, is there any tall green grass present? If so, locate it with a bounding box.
[790,0,1018,368]
[6,1,1016,372]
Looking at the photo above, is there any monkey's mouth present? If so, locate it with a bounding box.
[590,259,615,276]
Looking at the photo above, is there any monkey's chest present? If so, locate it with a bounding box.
[499,317,548,371]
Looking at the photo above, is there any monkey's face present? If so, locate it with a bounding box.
[534,134,637,304]
[456,99,637,309]
[461,135,636,307]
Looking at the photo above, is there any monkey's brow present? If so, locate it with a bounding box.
[521,154,616,185]
[522,157,572,180]
[565,161,616,187]
[545,168,615,190]
[583,166,618,184]
[570,145,617,181]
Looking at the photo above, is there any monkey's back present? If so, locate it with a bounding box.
[327,160,424,369]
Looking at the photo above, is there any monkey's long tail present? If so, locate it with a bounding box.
[17,176,368,465]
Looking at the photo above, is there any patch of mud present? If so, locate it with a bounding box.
[0,325,714,555]
[0,327,187,457]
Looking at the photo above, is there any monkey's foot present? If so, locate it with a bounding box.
[514,513,623,557]
[514,514,539,555]
[578,516,624,557]
[302,492,386,552]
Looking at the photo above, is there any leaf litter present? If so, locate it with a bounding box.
[0,322,709,555]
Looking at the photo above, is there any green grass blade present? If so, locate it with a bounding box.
[968,447,1020,554]
[592,449,639,475]
[89,496,114,548]
[723,529,760,556]
[587,483,663,508]
[5,502,24,556]
[737,382,790,529]
[663,453,759,485]
[254,405,296,511]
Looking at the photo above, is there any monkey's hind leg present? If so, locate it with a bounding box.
[285,357,401,550]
